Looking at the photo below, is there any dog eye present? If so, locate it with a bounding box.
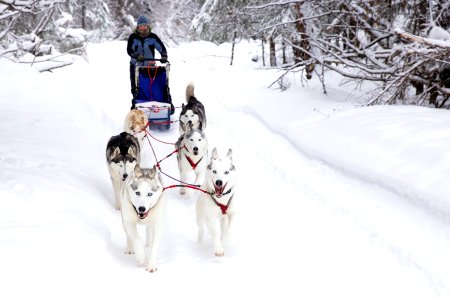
[135,191,140,196]
[213,170,217,174]
[147,192,153,197]
[190,138,194,141]
[225,171,229,175]
[198,139,201,141]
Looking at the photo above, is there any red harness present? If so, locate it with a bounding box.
[210,189,233,215]
[183,145,203,170]
[185,154,203,169]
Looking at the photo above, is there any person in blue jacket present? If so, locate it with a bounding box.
[127,16,173,112]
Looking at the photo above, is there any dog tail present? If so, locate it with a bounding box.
[186,82,195,102]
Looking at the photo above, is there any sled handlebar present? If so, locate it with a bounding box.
[136,58,170,65]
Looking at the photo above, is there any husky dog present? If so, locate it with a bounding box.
[106,132,140,210]
[120,165,166,272]
[196,148,236,257]
[175,125,208,195]
[179,82,206,135]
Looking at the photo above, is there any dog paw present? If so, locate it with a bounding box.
[146,265,158,273]
[125,249,134,255]
[214,251,224,257]
[115,204,121,210]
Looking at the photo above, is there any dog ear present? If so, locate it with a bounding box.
[158,172,163,186]
[149,165,157,178]
[128,146,136,157]
[134,164,143,177]
[113,146,121,157]
[227,148,233,160]
[211,148,218,160]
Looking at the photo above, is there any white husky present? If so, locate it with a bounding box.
[120,165,166,272]
[175,126,208,195]
[196,148,236,256]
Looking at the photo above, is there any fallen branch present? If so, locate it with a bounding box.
[35,61,73,72]
[394,28,450,49]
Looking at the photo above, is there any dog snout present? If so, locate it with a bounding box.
[138,206,146,213]
[122,174,128,181]
[215,180,223,187]
[193,147,198,152]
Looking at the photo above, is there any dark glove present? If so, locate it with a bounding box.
[137,55,145,62]
[160,56,168,63]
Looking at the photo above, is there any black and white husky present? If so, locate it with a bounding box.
[196,148,236,257]
[120,165,166,272]
[175,125,208,195]
[106,132,140,210]
[179,82,206,135]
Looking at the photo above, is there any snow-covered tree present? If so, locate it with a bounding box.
[228,0,450,108]
[190,0,251,43]
[0,0,63,57]
[0,0,114,58]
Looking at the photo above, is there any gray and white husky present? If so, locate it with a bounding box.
[175,125,208,195]
[196,148,236,257]
[179,82,206,135]
[106,132,140,210]
[120,165,166,272]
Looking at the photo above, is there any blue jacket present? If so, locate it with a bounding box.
[127,32,167,65]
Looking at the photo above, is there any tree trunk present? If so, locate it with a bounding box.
[293,3,313,79]
[230,32,236,66]
[261,38,266,67]
[269,37,276,67]
[81,1,87,30]
[282,40,287,65]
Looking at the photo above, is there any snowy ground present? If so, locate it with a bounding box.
[1,40,450,299]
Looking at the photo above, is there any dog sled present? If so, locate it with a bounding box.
[133,59,174,130]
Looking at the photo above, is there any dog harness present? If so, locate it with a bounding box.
[185,154,203,169]
[209,188,233,215]
[183,145,203,170]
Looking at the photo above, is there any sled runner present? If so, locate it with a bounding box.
[133,59,173,130]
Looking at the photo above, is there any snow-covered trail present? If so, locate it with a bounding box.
[1,40,450,300]
[164,42,450,298]
[206,106,450,299]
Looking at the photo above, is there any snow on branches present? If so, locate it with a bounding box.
[223,0,450,108]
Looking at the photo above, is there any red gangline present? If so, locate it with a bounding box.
[144,128,176,145]
[134,121,210,194]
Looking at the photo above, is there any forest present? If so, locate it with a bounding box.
[1,0,449,108]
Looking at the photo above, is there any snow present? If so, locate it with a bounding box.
[1,39,450,299]
[428,26,450,42]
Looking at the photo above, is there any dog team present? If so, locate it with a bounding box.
[106,83,236,272]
